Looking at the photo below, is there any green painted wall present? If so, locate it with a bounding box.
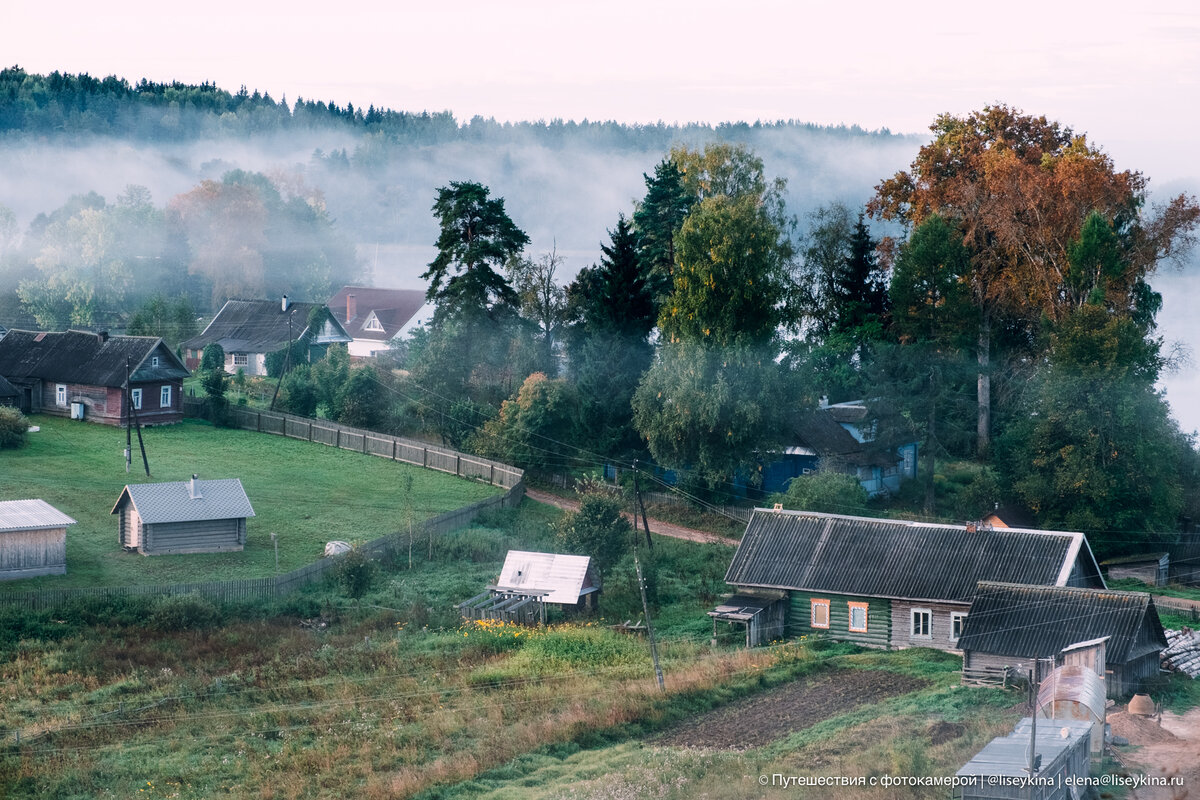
[789,591,891,648]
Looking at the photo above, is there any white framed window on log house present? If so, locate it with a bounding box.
[160,385,172,408]
[131,388,142,410]
[848,602,869,633]
[811,598,830,629]
[56,384,67,406]
[950,612,967,642]
[911,608,932,638]
[152,356,160,368]
[233,353,248,366]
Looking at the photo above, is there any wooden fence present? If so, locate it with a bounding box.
[642,491,753,523]
[1154,595,1200,621]
[182,399,523,490]
[0,482,524,612]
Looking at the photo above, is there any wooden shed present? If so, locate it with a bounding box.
[708,590,788,647]
[958,582,1167,698]
[457,551,600,624]
[1101,552,1169,587]
[0,499,77,580]
[111,475,255,555]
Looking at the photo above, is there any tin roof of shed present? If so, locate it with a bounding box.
[725,510,1102,604]
[0,499,77,532]
[957,581,1166,663]
[112,479,255,524]
[495,551,596,605]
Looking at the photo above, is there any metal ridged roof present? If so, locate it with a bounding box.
[182,300,352,354]
[112,479,255,524]
[957,581,1166,663]
[0,330,188,385]
[495,551,595,605]
[0,499,77,532]
[726,510,1091,603]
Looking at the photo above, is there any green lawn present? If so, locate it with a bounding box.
[0,415,500,589]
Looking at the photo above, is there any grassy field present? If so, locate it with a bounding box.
[0,415,499,589]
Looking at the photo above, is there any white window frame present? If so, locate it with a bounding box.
[160,385,172,408]
[848,602,869,633]
[131,388,143,410]
[151,356,160,368]
[56,384,68,407]
[232,353,249,367]
[364,312,384,332]
[911,608,932,639]
[950,612,967,643]
[810,598,830,629]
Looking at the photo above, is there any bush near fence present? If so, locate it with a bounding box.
[0,481,524,611]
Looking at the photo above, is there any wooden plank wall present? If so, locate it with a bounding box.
[788,591,891,648]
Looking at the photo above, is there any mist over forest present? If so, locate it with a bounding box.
[0,66,1197,443]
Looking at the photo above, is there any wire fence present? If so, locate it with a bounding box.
[0,482,524,611]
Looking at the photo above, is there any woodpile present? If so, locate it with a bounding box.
[1162,628,1200,677]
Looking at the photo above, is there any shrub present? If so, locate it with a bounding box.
[335,547,377,600]
[148,593,220,632]
[771,470,868,515]
[0,405,28,449]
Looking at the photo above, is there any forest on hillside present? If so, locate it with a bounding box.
[2,69,1199,558]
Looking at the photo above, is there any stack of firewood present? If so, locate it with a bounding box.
[1162,628,1200,678]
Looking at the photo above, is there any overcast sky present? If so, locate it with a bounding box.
[5,0,1200,431]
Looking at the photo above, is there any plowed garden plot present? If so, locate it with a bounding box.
[658,669,929,749]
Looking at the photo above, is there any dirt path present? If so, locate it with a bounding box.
[1112,706,1200,800]
[524,487,739,547]
[655,669,929,749]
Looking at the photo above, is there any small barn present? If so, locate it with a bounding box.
[0,499,77,580]
[1101,552,1170,587]
[708,590,788,647]
[111,475,255,555]
[457,551,599,624]
[955,718,1093,800]
[958,582,1168,698]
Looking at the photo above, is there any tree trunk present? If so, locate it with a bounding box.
[977,311,991,459]
[925,367,937,516]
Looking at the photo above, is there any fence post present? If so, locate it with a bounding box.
[423,448,428,468]
[336,428,340,448]
[363,434,368,454]
[308,421,313,442]
[392,439,397,461]
[257,412,262,432]
[490,464,495,485]
[456,455,461,477]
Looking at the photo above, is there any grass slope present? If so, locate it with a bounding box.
[0,415,499,588]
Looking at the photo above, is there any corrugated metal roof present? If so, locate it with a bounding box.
[0,499,77,532]
[182,300,352,354]
[495,551,594,605]
[0,330,188,386]
[112,478,255,524]
[725,510,1098,604]
[957,717,1092,779]
[957,581,1166,663]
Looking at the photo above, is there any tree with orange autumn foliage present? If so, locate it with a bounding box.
[871,105,1199,457]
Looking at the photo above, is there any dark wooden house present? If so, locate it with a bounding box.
[0,330,189,425]
[0,373,18,407]
[0,499,77,580]
[111,476,255,555]
[957,581,1167,698]
[182,297,352,376]
[719,509,1105,651]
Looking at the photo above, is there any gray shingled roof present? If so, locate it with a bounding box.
[725,510,1102,604]
[0,499,77,532]
[112,479,255,524]
[0,330,188,386]
[182,300,351,354]
[956,581,1167,663]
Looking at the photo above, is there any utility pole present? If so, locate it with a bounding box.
[269,309,294,411]
[632,460,653,549]
[635,552,665,692]
[1025,658,1041,799]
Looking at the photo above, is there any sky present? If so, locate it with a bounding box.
[4,0,1200,430]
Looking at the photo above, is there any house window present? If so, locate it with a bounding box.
[950,612,967,642]
[56,384,67,407]
[160,385,172,408]
[364,313,384,332]
[232,353,248,367]
[131,388,143,410]
[848,602,869,633]
[810,599,830,629]
[151,356,160,368]
[911,608,932,638]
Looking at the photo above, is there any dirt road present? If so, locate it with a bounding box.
[524,488,739,547]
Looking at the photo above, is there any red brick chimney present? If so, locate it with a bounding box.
[347,293,357,322]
